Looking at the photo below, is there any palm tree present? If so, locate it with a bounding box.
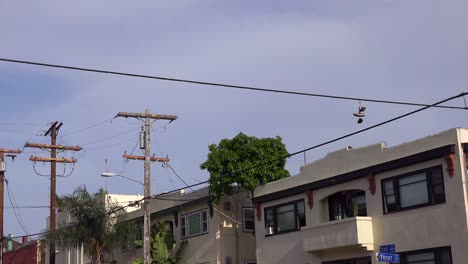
[46,186,137,264]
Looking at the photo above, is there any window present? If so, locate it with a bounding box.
[181,209,209,238]
[121,224,142,251]
[382,166,445,213]
[322,256,371,264]
[400,246,452,264]
[243,208,254,232]
[264,200,305,235]
[328,190,367,221]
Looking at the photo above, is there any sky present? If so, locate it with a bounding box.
[0,0,467,239]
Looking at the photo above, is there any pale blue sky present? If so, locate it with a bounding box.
[0,0,467,238]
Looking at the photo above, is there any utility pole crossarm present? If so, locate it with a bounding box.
[116,109,177,264]
[24,121,80,264]
[0,149,22,154]
[24,143,82,151]
[29,156,77,163]
[123,154,170,163]
[116,112,178,121]
[0,148,21,264]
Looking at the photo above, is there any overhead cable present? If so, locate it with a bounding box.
[0,57,465,110]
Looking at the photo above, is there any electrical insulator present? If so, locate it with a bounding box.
[0,161,6,172]
[139,127,145,149]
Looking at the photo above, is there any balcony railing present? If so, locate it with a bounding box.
[302,217,374,252]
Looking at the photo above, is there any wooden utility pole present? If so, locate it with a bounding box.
[116,110,176,264]
[24,122,81,264]
[0,148,21,264]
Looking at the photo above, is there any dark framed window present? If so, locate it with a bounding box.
[322,256,371,264]
[264,199,305,235]
[243,207,254,232]
[400,246,452,264]
[328,190,367,221]
[382,166,445,213]
[180,209,209,238]
[122,224,143,251]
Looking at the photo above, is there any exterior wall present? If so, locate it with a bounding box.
[254,128,468,264]
[3,240,45,264]
[115,189,257,264]
[218,191,257,264]
[46,193,142,264]
[105,194,143,213]
[255,193,314,264]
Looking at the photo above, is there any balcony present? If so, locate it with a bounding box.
[302,217,374,252]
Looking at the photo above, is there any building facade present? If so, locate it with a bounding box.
[46,193,143,264]
[3,239,45,264]
[113,187,257,264]
[252,128,468,264]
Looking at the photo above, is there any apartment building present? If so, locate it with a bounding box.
[252,128,468,264]
[113,187,257,264]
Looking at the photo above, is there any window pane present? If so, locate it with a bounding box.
[244,208,254,231]
[297,201,305,215]
[431,168,445,203]
[383,181,394,195]
[188,213,201,236]
[399,173,426,185]
[265,208,274,227]
[276,204,295,232]
[431,169,443,184]
[245,209,254,219]
[399,174,428,207]
[296,201,306,227]
[349,192,367,217]
[329,194,345,220]
[438,247,452,264]
[406,252,435,263]
[202,210,207,221]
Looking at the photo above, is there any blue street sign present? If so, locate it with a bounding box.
[379,244,396,253]
[376,253,400,263]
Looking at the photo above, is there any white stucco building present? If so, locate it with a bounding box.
[252,128,468,264]
[114,187,257,264]
[45,193,143,264]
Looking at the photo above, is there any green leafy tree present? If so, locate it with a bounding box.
[46,187,136,264]
[132,221,187,264]
[201,132,290,204]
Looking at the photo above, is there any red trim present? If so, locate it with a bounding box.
[305,190,313,209]
[255,203,262,222]
[444,154,456,177]
[367,174,376,195]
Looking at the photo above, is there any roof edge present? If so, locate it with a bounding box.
[252,144,455,204]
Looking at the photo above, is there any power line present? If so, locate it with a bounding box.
[11,89,463,240]
[79,127,139,147]
[163,163,241,225]
[5,179,30,235]
[132,92,468,207]
[0,57,465,110]
[235,91,468,175]
[59,118,115,138]
[0,122,45,126]
[9,194,147,239]
[1,206,49,209]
